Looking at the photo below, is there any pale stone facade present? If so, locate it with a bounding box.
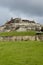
[0,35,43,41]
[0,18,42,32]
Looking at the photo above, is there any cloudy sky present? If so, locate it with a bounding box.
[0,0,43,25]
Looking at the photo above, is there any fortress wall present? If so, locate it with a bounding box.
[0,35,43,41]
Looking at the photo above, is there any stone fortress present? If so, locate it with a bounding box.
[0,18,43,41]
[0,18,42,32]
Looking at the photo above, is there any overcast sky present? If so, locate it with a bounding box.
[0,0,43,25]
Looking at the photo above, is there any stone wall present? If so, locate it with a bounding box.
[35,35,43,41]
[0,35,43,41]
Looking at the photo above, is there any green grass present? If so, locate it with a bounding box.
[0,41,43,65]
[0,31,36,36]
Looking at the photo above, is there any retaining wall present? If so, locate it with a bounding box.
[0,35,43,41]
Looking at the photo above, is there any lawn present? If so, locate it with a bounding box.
[0,41,43,65]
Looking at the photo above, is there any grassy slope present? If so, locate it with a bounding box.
[0,31,36,36]
[0,41,43,65]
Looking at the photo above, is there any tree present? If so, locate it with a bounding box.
[41,27,43,32]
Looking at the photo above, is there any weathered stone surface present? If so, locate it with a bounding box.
[28,36,35,41]
[36,35,43,41]
[0,35,43,41]
[0,18,42,32]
